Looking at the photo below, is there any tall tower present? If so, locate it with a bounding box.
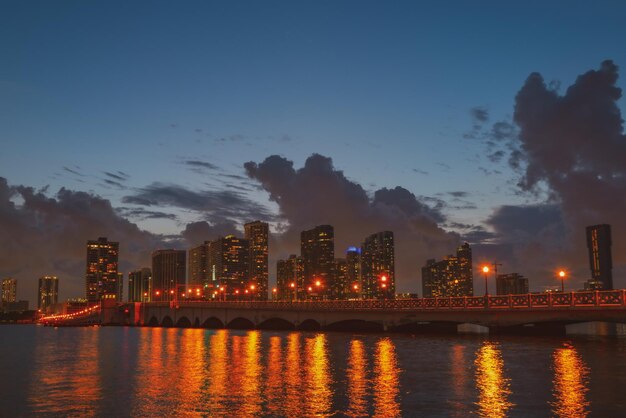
[38,275,58,312]
[151,250,186,301]
[276,255,304,300]
[301,225,335,299]
[346,247,362,298]
[586,224,613,290]
[361,231,395,299]
[208,235,250,298]
[188,241,210,286]
[128,268,152,302]
[1,278,17,305]
[245,221,269,300]
[85,237,119,303]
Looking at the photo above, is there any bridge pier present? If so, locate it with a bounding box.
[457,323,489,334]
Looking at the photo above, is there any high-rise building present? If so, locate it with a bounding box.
[496,273,529,295]
[1,278,17,305]
[276,255,304,300]
[188,242,210,286]
[422,243,474,298]
[586,224,613,290]
[301,225,335,299]
[245,221,269,300]
[346,247,362,299]
[38,275,58,312]
[128,268,152,302]
[85,237,119,303]
[361,231,395,299]
[151,250,186,301]
[208,235,250,298]
[333,258,348,300]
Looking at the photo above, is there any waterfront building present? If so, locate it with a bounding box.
[85,237,120,302]
[1,278,17,305]
[208,235,250,298]
[128,268,152,302]
[276,255,305,300]
[151,250,186,301]
[245,221,269,300]
[586,224,613,290]
[422,242,473,297]
[188,241,210,286]
[333,258,348,300]
[301,225,335,299]
[361,231,395,299]
[496,273,529,295]
[38,275,58,312]
[346,247,362,298]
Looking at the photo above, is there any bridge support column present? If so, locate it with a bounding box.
[457,323,489,334]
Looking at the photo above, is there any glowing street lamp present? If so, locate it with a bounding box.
[482,266,490,296]
[558,270,567,293]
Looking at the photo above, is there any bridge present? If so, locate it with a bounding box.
[40,290,626,334]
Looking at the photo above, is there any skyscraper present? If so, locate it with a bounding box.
[333,258,348,299]
[208,235,250,298]
[128,268,152,302]
[1,278,17,305]
[346,247,362,299]
[38,275,58,312]
[85,237,119,303]
[496,273,529,295]
[586,224,613,290]
[276,254,304,300]
[422,242,474,297]
[188,241,210,286]
[301,225,335,299]
[245,221,269,300]
[361,231,395,299]
[151,250,186,301]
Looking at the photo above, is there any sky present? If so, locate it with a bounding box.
[2,1,626,303]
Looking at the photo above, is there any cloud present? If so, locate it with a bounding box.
[0,177,165,304]
[480,60,626,288]
[181,221,238,246]
[412,168,429,175]
[244,153,460,291]
[62,166,84,177]
[183,160,219,171]
[122,182,273,224]
[116,207,178,221]
[103,171,129,182]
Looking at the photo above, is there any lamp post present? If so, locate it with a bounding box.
[558,270,566,293]
[482,266,490,296]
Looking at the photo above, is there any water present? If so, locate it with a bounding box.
[1,326,626,417]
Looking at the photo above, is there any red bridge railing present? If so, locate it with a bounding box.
[147,290,626,312]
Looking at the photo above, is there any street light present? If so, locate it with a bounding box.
[558,270,566,292]
[482,266,490,296]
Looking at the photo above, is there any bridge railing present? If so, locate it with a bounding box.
[148,290,626,312]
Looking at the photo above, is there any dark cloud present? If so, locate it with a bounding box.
[412,168,429,175]
[62,166,84,177]
[0,177,164,304]
[470,106,489,123]
[245,154,459,291]
[184,160,219,171]
[447,191,469,198]
[117,207,178,221]
[103,171,128,182]
[122,182,273,224]
[103,179,127,189]
[481,60,626,288]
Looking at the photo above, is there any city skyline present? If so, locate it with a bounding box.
[2,2,626,303]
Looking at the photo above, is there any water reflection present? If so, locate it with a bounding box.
[236,330,262,416]
[305,333,333,417]
[474,341,513,417]
[29,328,102,416]
[204,329,229,413]
[346,339,368,417]
[450,344,469,415]
[551,343,590,417]
[265,336,285,416]
[373,338,401,418]
[284,332,305,417]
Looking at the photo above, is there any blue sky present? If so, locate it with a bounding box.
[2,1,626,299]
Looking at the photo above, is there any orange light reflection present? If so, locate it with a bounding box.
[373,338,401,418]
[474,342,513,418]
[551,343,590,417]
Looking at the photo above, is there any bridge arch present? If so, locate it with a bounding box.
[298,319,322,331]
[147,316,159,327]
[193,317,200,328]
[326,319,384,332]
[227,317,255,330]
[176,316,192,328]
[161,316,174,327]
[202,317,225,329]
[258,317,296,330]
